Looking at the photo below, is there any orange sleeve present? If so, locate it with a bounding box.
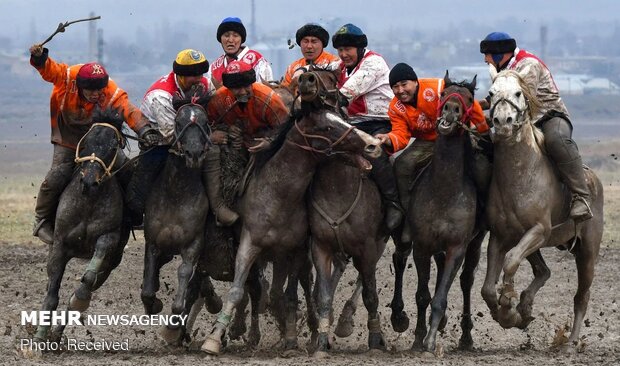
[112,91,147,132]
[281,64,294,87]
[36,57,71,86]
[469,101,489,133]
[387,102,413,154]
[264,91,289,127]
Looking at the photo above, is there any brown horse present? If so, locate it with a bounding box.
[482,69,603,347]
[389,73,487,353]
[200,108,381,355]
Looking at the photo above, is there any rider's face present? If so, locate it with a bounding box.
[300,36,323,62]
[81,88,104,103]
[221,31,243,56]
[177,75,203,92]
[229,85,253,103]
[484,53,512,71]
[337,46,359,68]
[391,80,418,104]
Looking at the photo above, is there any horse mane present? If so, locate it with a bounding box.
[172,86,212,111]
[92,106,125,132]
[252,114,297,174]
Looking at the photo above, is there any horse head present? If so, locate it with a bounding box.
[297,67,346,115]
[437,71,477,136]
[75,107,125,193]
[171,89,212,169]
[488,69,540,142]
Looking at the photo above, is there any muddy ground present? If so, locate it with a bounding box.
[0,232,618,365]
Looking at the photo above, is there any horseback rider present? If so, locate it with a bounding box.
[208,17,273,89]
[376,63,488,240]
[29,43,151,244]
[281,23,340,88]
[479,32,593,222]
[126,49,224,226]
[331,23,402,231]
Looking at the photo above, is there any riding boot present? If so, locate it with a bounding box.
[204,145,239,226]
[125,146,168,227]
[113,152,135,226]
[556,157,592,222]
[370,152,403,231]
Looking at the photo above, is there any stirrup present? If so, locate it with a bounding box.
[570,195,593,222]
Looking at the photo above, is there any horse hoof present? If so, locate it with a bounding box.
[69,294,91,312]
[334,316,354,338]
[368,332,387,351]
[159,326,183,346]
[201,336,222,355]
[205,295,223,314]
[390,311,410,333]
[229,321,247,340]
[247,329,260,348]
[21,346,43,359]
[142,297,164,315]
[313,350,330,359]
[458,337,474,351]
[281,348,303,358]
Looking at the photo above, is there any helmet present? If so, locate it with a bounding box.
[76,62,109,90]
[222,60,256,88]
[332,23,367,49]
[296,23,329,47]
[173,49,209,76]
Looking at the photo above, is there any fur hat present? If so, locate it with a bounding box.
[217,17,247,44]
[296,23,329,47]
[479,32,516,54]
[173,49,209,76]
[332,23,368,49]
[76,62,109,90]
[222,60,256,88]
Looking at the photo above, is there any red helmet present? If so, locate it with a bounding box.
[76,62,109,90]
[222,60,256,88]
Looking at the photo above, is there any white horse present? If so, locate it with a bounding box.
[481,67,604,348]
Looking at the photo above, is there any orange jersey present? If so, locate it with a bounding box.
[387,78,487,153]
[207,83,289,139]
[281,51,340,87]
[31,55,146,149]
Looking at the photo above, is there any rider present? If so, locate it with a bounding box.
[331,23,402,231]
[281,23,340,88]
[29,43,152,244]
[126,49,223,225]
[479,32,592,222]
[376,63,488,240]
[208,17,273,89]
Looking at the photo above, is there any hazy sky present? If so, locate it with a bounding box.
[3,0,619,47]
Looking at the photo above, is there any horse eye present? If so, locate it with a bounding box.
[488,91,494,97]
[515,91,522,98]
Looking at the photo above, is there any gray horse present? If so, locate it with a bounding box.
[200,109,381,355]
[33,109,131,342]
[482,69,603,347]
[140,95,214,343]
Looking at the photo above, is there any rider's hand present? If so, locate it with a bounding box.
[375,133,392,147]
[138,127,163,149]
[210,130,228,145]
[478,98,490,110]
[247,138,271,153]
[30,44,44,57]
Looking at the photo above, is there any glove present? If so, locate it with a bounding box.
[138,126,163,149]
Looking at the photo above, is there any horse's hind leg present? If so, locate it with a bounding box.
[282,251,306,351]
[299,252,319,344]
[423,244,467,352]
[245,264,263,348]
[390,237,413,333]
[569,237,599,344]
[458,232,484,350]
[353,254,386,351]
[34,245,69,341]
[411,254,431,351]
[268,258,287,336]
[515,250,550,328]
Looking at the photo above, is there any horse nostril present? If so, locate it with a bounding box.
[308,75,315,83]
[493,117,500,125]
[507,117,513,124]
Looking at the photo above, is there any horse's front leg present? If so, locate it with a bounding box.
[353,253,386,352]
[411,254,431,351]
[516,250,550,329]
[390,237,413,333]
[458,231,484,350]
[481,234,507,321]
[201,227,262,355]
[311,239,334,358]
[335,274,362,338]
[34,243,69,342]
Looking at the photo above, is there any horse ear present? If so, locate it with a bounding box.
[488,64,499,82]
[471,74,477,90]
[443,70,451,86]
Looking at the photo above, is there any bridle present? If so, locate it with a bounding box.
[168,101,213,156]
[298,70,346,118]
[436,91,479,134]
[74,122,123,183]
[489,93,528,131]
[287,116,357,157]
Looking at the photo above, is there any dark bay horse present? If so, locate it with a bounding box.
[389,73,487,353]
[140,94,213,343]
[482,69,603,347]
[33,109,130,342]
[200,109,382,355]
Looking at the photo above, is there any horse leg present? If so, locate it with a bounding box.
[335,275,362,338]
[299,251,319,345]
[433,252,448,331]
[229,288,249,341]
[481,234,507,321]
[34,244,68,341]
[200,275,223,314]
[423,244,467,352]
[500,223,547,328]
[390,237,413,333]
[411,254,431,351]
[162,264,202,345]
[172,239,202,316]
[353,255,386,351]
[515,250,550,329]
[311,241,334,357]
[245,264,263,348]
[141,241,169,315]
[201,227,262,355]
[269,257,287,336]
[568,238,598,344]
[458,232,484,350]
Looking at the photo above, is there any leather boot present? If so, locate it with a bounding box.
[204,146,239,226]
[33,167,73,245]
[557,157,593,222]
[125,146,168,227]
[370,152,403,231]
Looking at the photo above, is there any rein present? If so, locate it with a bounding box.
[436,92,480,135]
[74,123,123,183]
[286,118,356,157]
[489,97,528,131]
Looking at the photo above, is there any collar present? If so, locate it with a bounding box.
[505,47,521,70]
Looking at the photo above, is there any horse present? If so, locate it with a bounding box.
[200,108,382,356]
[140,93,214,344]
[481,68,603,347]
[32,108,131,343]
[387,73,488,353]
